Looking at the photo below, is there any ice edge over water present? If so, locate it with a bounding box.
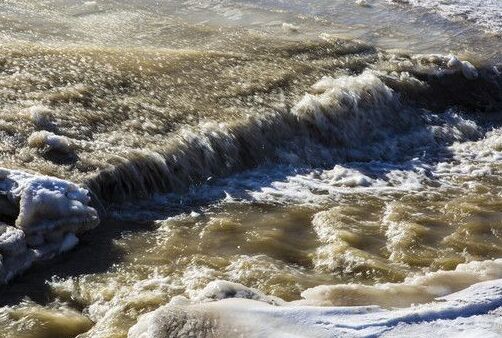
[128,277,502,338]
[0,168,99,283]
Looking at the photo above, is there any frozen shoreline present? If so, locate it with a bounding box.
[129,278,502,337]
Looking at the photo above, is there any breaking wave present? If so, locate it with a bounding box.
[85,64,502,206]
[389,0,502,35]
[1,51,501,296]
[1,0,502,337]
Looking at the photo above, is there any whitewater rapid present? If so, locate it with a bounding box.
[389,0,502,35]
[0,0,501,337]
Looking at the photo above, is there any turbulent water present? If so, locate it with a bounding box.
[0,0,501,337]
[392,0,502,34]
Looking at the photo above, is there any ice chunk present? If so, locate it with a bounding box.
[0,224,26,256]
[447,55,478,80]
[60,233,79,253]
[193,280,284,305]
[461,61,478,80]
[0,168,99,283]
[27,131,73,154]
[447,55,462,69]
[0,250,35,284]
[14,176,99,235]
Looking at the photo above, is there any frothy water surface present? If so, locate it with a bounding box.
[0,0,501,337]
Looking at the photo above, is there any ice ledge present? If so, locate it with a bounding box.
[128,279,502,337]
[0,168,99,283]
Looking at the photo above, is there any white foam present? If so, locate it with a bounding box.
[355,0,371,8]
[282,22,299,33]
[391,0,502,34]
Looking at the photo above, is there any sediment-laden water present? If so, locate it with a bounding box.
[0,0,501,337]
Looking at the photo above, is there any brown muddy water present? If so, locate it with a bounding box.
[0,0,501,337]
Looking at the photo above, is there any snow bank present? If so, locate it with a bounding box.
[128,278,502,337]
[0,168,99,283]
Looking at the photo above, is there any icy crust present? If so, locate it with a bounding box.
[129,278,502,338]
[0,168,99,283]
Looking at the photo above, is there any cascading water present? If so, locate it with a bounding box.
[0,0,501,337]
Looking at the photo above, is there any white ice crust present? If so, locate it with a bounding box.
[0,168,99,283]
[129,278,502,338]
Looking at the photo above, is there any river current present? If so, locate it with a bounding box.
[0,1,501,337]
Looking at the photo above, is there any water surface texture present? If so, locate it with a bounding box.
[0,0,501,337]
